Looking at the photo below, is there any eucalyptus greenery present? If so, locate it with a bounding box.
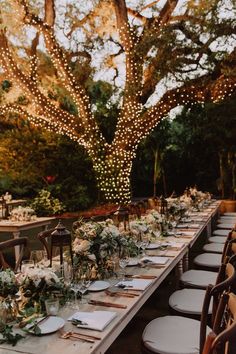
[0,323,24,346]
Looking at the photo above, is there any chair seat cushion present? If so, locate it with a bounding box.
[180,269,218,288]
[142,316,211,354]
[202,243,224,253]
[213,229,229,236]
[194,253,222,268]
[216,223,234,229]
[208,236,225,244]
[169,289,212,315]
[218,216,236,221]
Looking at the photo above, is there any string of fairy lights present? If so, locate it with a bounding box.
[0,1,235,204]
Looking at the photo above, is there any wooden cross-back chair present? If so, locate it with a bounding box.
[127,203,142,219]
[0,237,29,272]
[37,228,56,261]
[202,291,236,354]
[141,255,236,354]
[37,223,73,267]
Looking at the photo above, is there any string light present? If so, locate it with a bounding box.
[0,1,235,205]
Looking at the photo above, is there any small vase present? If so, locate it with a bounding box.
[0,296,18,323]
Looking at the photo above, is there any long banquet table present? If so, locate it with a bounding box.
[0,201,221,354]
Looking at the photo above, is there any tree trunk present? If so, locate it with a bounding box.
[153,150,158,198]
[219,152,225,199]
[92,149,133,204]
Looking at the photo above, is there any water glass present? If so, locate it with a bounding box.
[21,260,35,273]
[45,298,59,316]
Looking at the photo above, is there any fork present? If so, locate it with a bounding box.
[60,331,95,343]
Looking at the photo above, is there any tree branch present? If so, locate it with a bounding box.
[15,0,106,153]
[130,73,236,149]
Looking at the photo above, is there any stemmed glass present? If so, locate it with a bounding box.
[140,235,150,256]
[119,255,129,281]
[136,233,150,258]
[68,266,81,310]
[70,281,80,310]
[78,278,91,304]
[77,267,91,304]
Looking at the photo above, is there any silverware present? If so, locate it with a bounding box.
[23,315,50,330]
[60,331,95,343]
[88,300,127,309]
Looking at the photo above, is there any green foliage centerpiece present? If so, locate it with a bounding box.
[17,268,63,312]
[72,219,137,279]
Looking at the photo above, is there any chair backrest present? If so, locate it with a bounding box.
[200,260,236,353]
[0,237,29,272]
[37,228,56,260]
[127,203,141,219]
[202,292,236,354]
[111,206,130,230]
[37,222,73,267]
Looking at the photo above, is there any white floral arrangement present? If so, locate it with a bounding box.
[18,267,63,310]
[166,198,188,217]
[18,267,61,287]
[73,219,137,279]
[129,219,150,236]
[181,187,212,210]
[10,206,36,222]
[0,269,19,298]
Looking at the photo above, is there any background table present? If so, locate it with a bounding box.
[0,217,55,259]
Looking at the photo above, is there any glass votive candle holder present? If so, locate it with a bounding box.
[45,298,59,316]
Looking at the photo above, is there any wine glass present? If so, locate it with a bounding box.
[70,282,80,310]
[77,278,91,304]
[119,255,129,281]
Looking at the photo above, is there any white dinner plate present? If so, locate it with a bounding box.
[145,243,161,250]
[26,316,65,335]
[127,258,139,266]
[88,280,110,292]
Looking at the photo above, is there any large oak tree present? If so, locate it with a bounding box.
[0,0,235,203]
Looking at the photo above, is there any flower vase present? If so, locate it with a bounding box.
[0,296,18,323]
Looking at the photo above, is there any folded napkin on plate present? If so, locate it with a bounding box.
[141,256,169,265]
[167,242,185,250]
[176,224,189,228]
[116,278,153,291]
[67,311,117,331]
[178,230,195,236]
[187,223,201,228]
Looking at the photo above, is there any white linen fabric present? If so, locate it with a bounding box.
[216,223,234,229]
[169,288,212,315]
[194,253,222,268]
[116,278,153,290]
[67,310,117,331]
[141,256,170,265]
[208,236,225,244]
[213,229,229,236]
[180,269,218,288]
[202,243,224,253]
[142,315,211,354]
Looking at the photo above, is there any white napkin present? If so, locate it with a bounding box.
[141,256,169,265]
[176,223,189,228]
[67,311,117,331]
[187,223,200,228]
[167,241,185,250]
[116,278,153,290]
[178,230,195,236]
